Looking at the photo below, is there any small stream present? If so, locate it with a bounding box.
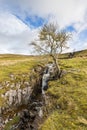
[42,63,55,95]
[10,63,55,130]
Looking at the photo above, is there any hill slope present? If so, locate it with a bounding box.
[0,50,87,130]
[40,50,87,130]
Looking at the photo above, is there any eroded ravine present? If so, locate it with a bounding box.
[15,63,56,130]
[1,63,56,130]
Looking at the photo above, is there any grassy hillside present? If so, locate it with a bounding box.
[60,49,87,59]
[0,54,46,130]
[0,50,87,130]
[0,55,40,81]
[40,50,87,130]
[0,54,47,108]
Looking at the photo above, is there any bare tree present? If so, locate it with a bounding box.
[30,23,71,77]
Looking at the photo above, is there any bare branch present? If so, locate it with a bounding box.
[30,22,72,77]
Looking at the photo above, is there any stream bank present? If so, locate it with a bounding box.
[0,64,44,130]
[15,63,56,130]
[1,63,57,130]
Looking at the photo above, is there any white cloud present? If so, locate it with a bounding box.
[0,12,28,35]
[3,0,87,28]
[0,11,38,54]
[83,42,87,49]
[0,0,87,54]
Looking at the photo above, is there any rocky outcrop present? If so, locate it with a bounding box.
[0,84,32,115]
[0,65,44,129]
[15,63,57,130]
[42,63,57,94]
[0,63,57,129]
[16,100,44,130]
[5,86,32,106]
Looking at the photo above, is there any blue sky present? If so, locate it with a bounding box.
[0,0,87,54]
[25,16,45,28]
[15,14,45,28]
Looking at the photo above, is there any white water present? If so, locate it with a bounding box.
[42,63,54,95]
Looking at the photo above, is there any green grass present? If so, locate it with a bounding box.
[0,56,40,81]
[40,110,87,130]
[40,51,87,130]
[60,49,87,59]
[0,54,50,82]
[4,116,20,130]
[0,55,46,108]
[0,50,87,130]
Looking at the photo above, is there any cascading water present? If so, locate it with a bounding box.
[11,63,55,130]
[42,63,55,95]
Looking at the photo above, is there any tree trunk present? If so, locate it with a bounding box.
[51,54,60,78]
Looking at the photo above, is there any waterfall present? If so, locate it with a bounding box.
[42,63,54,95]
[7,63,55,130]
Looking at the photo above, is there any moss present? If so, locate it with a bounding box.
[4,116,20,130]
[0,51,87,129]
[40,52,87,130]
[0,55,45,109]
[0,97,5,106]
[0,55,44,82]
[40,111,87,130]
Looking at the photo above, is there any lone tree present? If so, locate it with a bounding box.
[30,23,71,77]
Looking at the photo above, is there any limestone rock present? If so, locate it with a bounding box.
[18,89,22,104]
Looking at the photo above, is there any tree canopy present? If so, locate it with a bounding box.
[30,23,71,77]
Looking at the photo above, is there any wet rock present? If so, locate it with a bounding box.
[42,74,50,86]
[38,107,43,118]
[18,109,36,130]
[30,124,34,129]
[20,109,29,119]
[29,102,38,110]
[4,118,9,124]
[42,63,57,94]
[29,111,36,122]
